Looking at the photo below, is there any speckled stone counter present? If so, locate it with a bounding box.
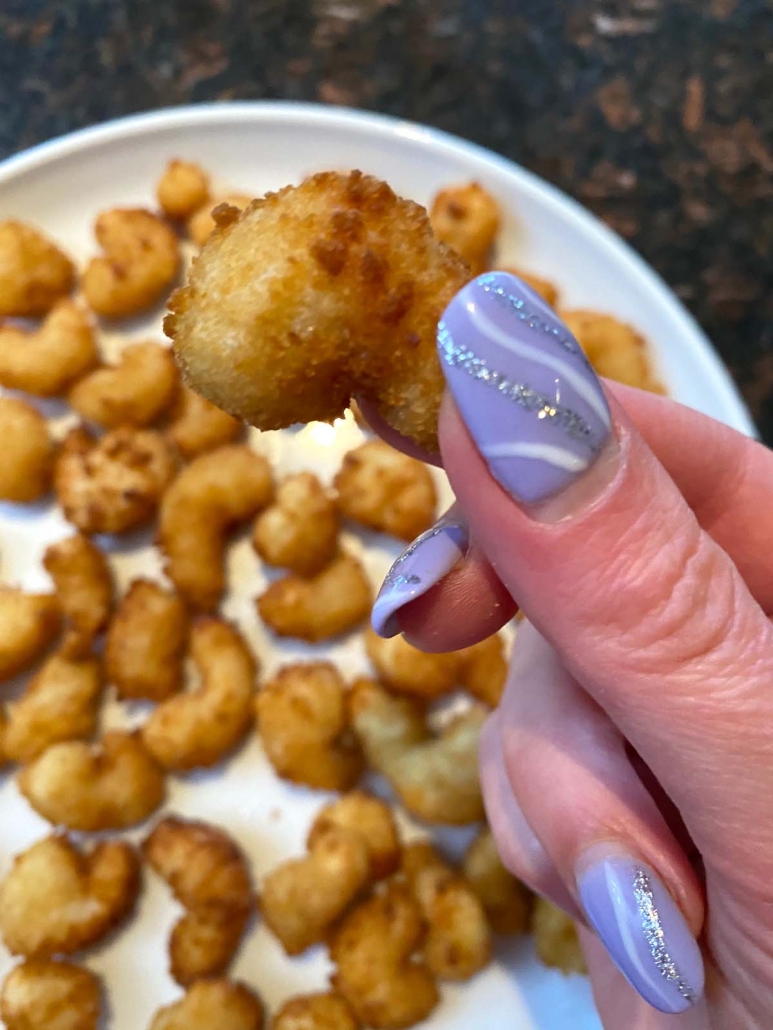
[1,0,771,441]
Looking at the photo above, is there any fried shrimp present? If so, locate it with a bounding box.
[334,441,436,541]
[0,300,98,396]
[0,396,55,503]
[18,730,165,831]
[166,171,469,451]
[561,309,663,393]
[0,587,60,683]
[43,534,114,657]
[142,618,256,771]
[0,221,75,317]
[429,182,500,275]
[149,979,263,1030]
[158,445,273,611]
[142,817,255,985]
[257,662,363,791]
[105,579,188,701]
[307,791,400,880]
[364,630,459,701]
[167,385,243,460]
[54,425,176,535]
[463,828,532,935]
[271,993,360,1030]
[69,341,179,428]
[0,959,102,1030]
[457,634,508,708]
[187,194,253,247]
[0,834,139,957]
[252,472,339,576]
[157,160,210,220]
[531,897,586,974]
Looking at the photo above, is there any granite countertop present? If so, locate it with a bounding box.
[0,0,771,442]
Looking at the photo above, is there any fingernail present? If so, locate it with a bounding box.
[371,511,468,637]
[577,849,704,1013]
[438,272,612,506]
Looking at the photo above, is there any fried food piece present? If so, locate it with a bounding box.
[149,979,263,1030]
[334,441,436,542]
[159,445,273,610]
[463,828,532,934]
[0,221,75,317]
[253,472,339,576]
[561,310,662,392]
[257,663,362,791]
[0,834,139,956]
[458,634,508,708]
[43,534,114,657]
[19,730,165,831]
[0,587,60,683]
[167,385,243,460]
[69,341,179,428]
[166,171,469,452]
[3,652,102,764]
[330,882,439,1029]
[0,397,54,502]
[142,618,256,771]
[257,553,372,642]
[365,629,459,700]
[143,817,255,985]
[500,267,558,308]
[262,826,371,956]
[187,193,253,247]
[82,208,180,318]
[272,993,359,1030]
[157,160,210,220]
[0,300,98,396]
[0,959,101,1030]
[350,678,486,825]
[429,182,500,275]
[531,897,586,974]
[402,841,491,980]
[55,425,176,535]
[307,791,400,880]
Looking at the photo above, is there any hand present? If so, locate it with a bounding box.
[368,273,773,1029]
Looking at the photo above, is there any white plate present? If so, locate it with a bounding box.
[0,103,753,1030]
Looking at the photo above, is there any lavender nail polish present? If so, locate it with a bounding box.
[438,272,612,505]
[578,852,704,1014]
[371,513,468,637]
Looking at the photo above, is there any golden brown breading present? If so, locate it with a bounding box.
[0,587,60,683]
[0,959,101,1030]
[43,534,114,657]
[531,897,587,974]
[0,397,55,503]
[561,309,663,393]
[157,160,210,220]
[148,980,263,1030]
[69,341,179,429]
[271,993,360,1030]
[0,221,75,317]
[463,828,532,935]
[166,171,469,451]
[364,629,459,700]
[0,300,98,396]
[307,792,400,881]
[187,194,253,247]
[457,634,508,708]
[429,182,500,275]
[253,472,339,576]
[167,385,244,460]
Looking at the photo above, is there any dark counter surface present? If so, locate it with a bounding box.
[1,0,771,441]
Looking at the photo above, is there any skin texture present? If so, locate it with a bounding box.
[0,300,98,396]
[0,587,60,683]
[69,341,179,429]
[0,960,101,1030]
[0,221,74,317]
[43,534,114,658]
[0,397,55,503]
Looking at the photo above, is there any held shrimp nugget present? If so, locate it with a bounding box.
[0,959,102,1030]
[0,587,60,683]
[165,171,470,451]
[0,300,98,396]
[0,396,55,503]
[149,979,263,1030]
[69,341,179,429]
[0,221,75,317]
[43,534,114,657]
[253,472,339,576]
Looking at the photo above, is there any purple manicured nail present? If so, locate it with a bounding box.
[578,851,704,1014]
[371,512,468,637]
[438,272,612,505]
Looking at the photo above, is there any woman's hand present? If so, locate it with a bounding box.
[368,273,773,1028]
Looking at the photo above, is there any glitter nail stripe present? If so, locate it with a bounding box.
[477,273,582,357]
[380,522,454,590]
[633,870,696,1003]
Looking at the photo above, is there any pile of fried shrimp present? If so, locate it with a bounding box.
[0,159,660,1030]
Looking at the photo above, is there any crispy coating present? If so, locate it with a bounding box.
[463,828,532,935]
[307,791,400,881]
[365,629,459,700]
[142,816,254,985]
[0,834,139,957]
[3,652,102,764]
[105,579,188,701]
[157,160,210,220]
[0,221,75,317]
[271,993,360,1030]
[148,979,263,1030]
[69,341,179,428]
[82,208,180,319]
[253,472,339,576]
[159,445,273,611]
[167,385,243,460]
[0,586,60,683]
[142,617,256,771]
[166,171,469,452]
[257,662,363,791]
[402,841,491,981]
[429,182,500,275]
[350,678,486,825]
[458,634,508,708]
[54,425,176,535]
[531,897,586,974]
[18,730,165,831]
[261,826,371,956]
[0,300,98,396]
[0,959,101,1030]
[330,882,438,1029]
[334,441,436,542]
[187,193,253,247]
[500,267,559,308]
[257,553,372,642]
[43,534,114,657]
[0,396,54,502]
[561,309,663,393]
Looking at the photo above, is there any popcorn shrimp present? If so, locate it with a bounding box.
[69,341,179,428]
[157,160,210,220]
[0,300,97,396]
[463,828,532,935]
[0,396,55,503]
[0,221,75,317]
[0,959,101,1030]
[0,586,60,683]
[531,896,586,974]
[271,993,359,1030]
[429,182,500,275]
[43,534,114,657]
[167,385,243,461]
[252,472,339,576]
[364,629,459,700]
[561,309,663,393]
[307,791,400,880]
[149,979,263,1030]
